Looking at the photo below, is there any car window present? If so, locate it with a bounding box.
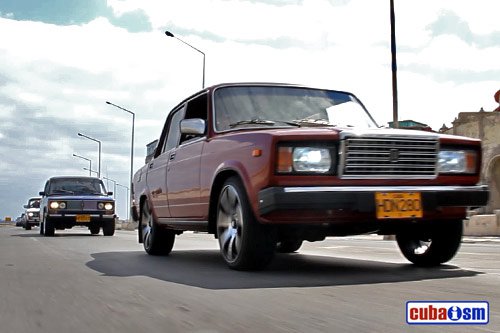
[162,107,185,153]
[48,179,107,195]
[180,93,208,144]
[214,86,378,131]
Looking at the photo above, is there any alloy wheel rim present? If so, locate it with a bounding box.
[142,206,153,250]
[217,185,243,263]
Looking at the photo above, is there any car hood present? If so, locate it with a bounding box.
[26,208,40,213]
[228,126,479,142]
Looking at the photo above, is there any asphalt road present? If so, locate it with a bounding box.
[1,224,499,333]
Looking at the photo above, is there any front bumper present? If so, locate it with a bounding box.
[258,185,489,216]
[47,213,115,224]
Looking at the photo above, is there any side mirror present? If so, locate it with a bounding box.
[39,191,45,196]
[180,118,206,136]
[23,205,28,209]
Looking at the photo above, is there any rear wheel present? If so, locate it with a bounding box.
[141,200,175,255]
[396,220,463,266]
[276,239,303,253]
[216,177,275,270]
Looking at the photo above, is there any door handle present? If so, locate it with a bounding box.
[149,162,154,168]
[169,153,176,160]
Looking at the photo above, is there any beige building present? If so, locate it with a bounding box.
[438,91,500,235]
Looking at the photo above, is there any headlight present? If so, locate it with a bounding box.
[28,212,34,217]
[438,150,477,174]
[277,146,334,173]
[98,202,114,210]
[50,201,66,209]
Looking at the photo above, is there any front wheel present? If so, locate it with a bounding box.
[90,226,100,235]
[216,177,275,270]
[102,220,115,236]
[396,220,463,266]
[141,201,175,255]
[44,217,55,237]
[25,224,31,230]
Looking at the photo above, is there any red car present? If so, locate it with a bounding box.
[131,83,489,270]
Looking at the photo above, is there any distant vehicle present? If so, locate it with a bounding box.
[15,214,25,227]
[132,82,489,270]
[39,176,116,236]
[23,197,41,230]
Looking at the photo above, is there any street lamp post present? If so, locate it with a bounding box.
[77,133,102,178]
[83,167,98,176]
[390,0,399,128]
[102,177,117,199]
[165,30,205,89]
[116,183,130,222]
[72,153,92,176]
[105,101,135,216]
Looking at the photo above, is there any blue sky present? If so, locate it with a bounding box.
[0,0,499,219]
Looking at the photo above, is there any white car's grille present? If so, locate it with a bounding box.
[340,136,439,179]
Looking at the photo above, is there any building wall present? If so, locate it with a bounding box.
[444,111,500,213]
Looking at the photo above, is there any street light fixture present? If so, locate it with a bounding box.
[83,167,98,176]
[116,183,130,222]
[102,177,117,199]
[105,101,135,212]
[165,30,206,89]
[72,153,92,176]
[77,132,102,178]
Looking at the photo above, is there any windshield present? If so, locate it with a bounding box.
[214,86,378,131]
[48,178,107,195]
[28,199,40,208]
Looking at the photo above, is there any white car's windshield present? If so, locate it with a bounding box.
[214,86,378,131]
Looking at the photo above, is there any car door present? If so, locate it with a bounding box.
[146,106,185,218]
[166,93,207,218]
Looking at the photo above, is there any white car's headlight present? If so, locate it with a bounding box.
[28,212,34,217]
[438,150,477,174]
[277,146,334,173]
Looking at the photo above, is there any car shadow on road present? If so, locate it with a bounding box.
[86,250,481,290]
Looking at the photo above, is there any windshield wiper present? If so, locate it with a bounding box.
[229,119,300,128]
[292,118,334,127]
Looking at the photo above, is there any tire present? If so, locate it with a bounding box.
[39,222,44,235]
[25,224,31,230]
[90,226,100,235]
[102,220,115,236]
[141,200,175,255]
[276,239,303,253]
[44,217,55,237]
[216,177,275,270]
[396,220,463,266]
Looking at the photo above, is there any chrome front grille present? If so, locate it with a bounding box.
[340,135,439,179]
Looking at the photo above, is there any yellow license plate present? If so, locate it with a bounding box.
[76,215,91,222]
[375,192,423,219]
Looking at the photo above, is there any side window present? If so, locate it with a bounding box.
[44,181,50,195]
[162,107,185,153]
[180,93,208,144]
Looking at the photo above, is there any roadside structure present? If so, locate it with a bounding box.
[439,90,500,235]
